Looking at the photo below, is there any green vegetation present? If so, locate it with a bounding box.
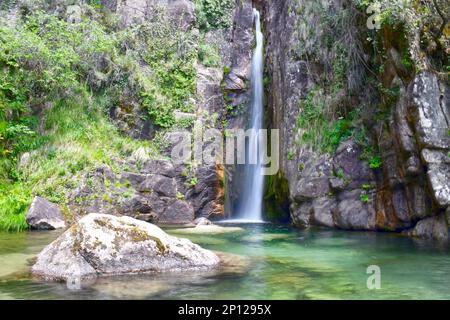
[190,176,199,187]
[356,0,448,72]
[0,7,174,231]
[264,172,291,223]
[287,150,295,161]
[195,0,234,31]
[368,155,382,169]
[297,87,357,154]
[198,41,221,67]
[138,17,198,128]
[360,193,370,204]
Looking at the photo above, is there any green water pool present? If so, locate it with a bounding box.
[0,223,449,299]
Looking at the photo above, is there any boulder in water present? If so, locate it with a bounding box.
[32,213,220,281]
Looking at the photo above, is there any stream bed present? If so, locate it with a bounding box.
[1,223,450,299]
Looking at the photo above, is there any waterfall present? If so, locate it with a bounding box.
[236,8,265,222]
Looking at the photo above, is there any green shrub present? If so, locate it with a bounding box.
[195,0,234,31]
[369,155,382,169]
[360,193,370,204]
[297,87,356,154]
[198,42,221,67]
[0,183,31,232]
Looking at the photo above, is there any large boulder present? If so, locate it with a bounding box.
[32,214,220,281]
[159,200,195,224]
[26,197,66,230]
[410,71,450,150]
[334,190,376,230]
[409,215,449,242]
[138,174,177,197]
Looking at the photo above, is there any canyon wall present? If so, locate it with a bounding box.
[262,0,449,240]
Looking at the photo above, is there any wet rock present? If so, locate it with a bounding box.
[311,197,336,228]
[334,190,376,230]
[291,202,312,228]
[134,213,159,223]
[26,197,66,230]
[32,214,220,281]
[194,217,213,226]
[187,165,224,219]
[119,195,152,215]
[446,207,450,227]
[409,214,449,241]
[170,225,244,235]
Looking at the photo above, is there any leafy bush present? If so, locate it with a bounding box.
[0,183,31,232]
[369,155,382,169]
[198,42,221,67]
[0,8,162,231]
[195,0,234,31]
[297,87,356,154]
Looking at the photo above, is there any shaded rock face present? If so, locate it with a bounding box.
[263,0,449,239]
[69,159,223,225]
[26,197,66,230]
[32,213,220,281]
[289,140,378,231]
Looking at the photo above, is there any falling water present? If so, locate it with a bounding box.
[236,9,265,222]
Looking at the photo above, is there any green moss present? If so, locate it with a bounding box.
[264,172,291,223]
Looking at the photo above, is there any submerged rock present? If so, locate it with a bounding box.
[32,213,220,281]
[170,224,245,235]
[26,197,66,230]
[194,217,213,226]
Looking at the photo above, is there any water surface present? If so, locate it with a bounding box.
[1,224,449,299]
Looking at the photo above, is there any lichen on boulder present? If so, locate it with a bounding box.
[32,213,220,281]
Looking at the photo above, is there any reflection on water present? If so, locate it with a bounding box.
[1,224,450,299]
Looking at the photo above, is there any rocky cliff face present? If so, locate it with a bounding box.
[262,0,450,240]
[59,0,255,224]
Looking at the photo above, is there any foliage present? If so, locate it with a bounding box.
[134,19,198,128]
[198,41,221,67]
[190,176,199,186]
[195,0,234,31]
[287,150,295,161]
[0,183,31,232]
[360,193,370,203]
[297,86,357,154]
[0,8,163,231]
[369,155,382,169]
[355,0,449,72]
